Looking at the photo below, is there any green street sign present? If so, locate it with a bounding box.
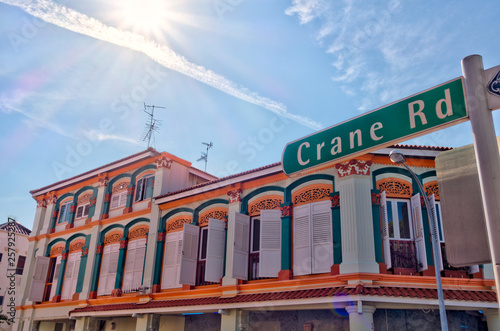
[282,78,468,175]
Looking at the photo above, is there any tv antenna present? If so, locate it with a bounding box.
[197,141,213,172]
[141,103,166,148]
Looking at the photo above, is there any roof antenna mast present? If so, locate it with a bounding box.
[197,141,213,172]
[141,103,166,148]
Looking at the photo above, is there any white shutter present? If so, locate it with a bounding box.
[49,256,62,300]
[205,218,226,283]
[259,209,281,278]
[61,252,81,300]
[106,244,120,294]
[97,246,110,296]
[110,194,120,209]
[411,193,428,272]
[76,205,83,219]
[162,231,182,289]
[132,238,147,289]
[429,194,443,271]
[28,256,50,302]
[380,191,392,270]
[293,204,312,276]
[232,212,250,280]
[311,201,333,274]
[179,223,199,286]
[122,240,137,291]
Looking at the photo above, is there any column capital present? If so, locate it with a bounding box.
[330,193,340,207]
[47,193,58,205]
[280,204,293,218]
[97,173,109,187]
[335,159,372,178]
[345,303,376,315]
[36,198,47,208]
[227,188,242,204]
[155,156,173,169]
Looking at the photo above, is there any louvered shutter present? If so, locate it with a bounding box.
[205,218,226,283]
[162,231,182,289]
[49,256,62,300]
[259,209,281,278]
[179,223,199,286]
[429,194,443,271]
[122,240,137,291]
[61,260,74,300]
[28,256,50,302]
[232,212,250,280]
[311,201,333,274]
[76,206,83,219]
[110,194,120,209]
[97,246,110,296]
[380,191,392,270]
[132,238,147,288]
[411,193,428,272]
[293,204,312,276]
[106,244,120,294]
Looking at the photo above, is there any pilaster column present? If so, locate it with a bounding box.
[222,188,242,287]
[345,303,376,331]
[80,225,102,299]
[45,193,57,234]
[33,197,47,236]
[112,238,128,297]
[337,160,379,274]
[93,174,108,221]
[484,309,500,331]
[135,314,160,331]
[66,204,76,229]
[154,155,173,197]
[279,202,293,280]
[74,316,99,331]
[124,186,135,213]
[152,230,166,293]
[220,309,242,331]
[88,243,104,299]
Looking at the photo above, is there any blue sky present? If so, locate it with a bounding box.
[1,0,500,229]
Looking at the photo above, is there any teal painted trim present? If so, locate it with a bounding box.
[141,241,147,286]
[125,192,134,209]
[130,164,157,184]
[123,217,150,238]
[331,192,342,264]
[160,207,194,232]
[421,204,434,266]
[56,193,75,209]
[76,254,87,293]
[99,224,125,243]
[284,174,335,202]
[371,167,414,191]
[153,240,165,286]
[73,186,98,203]
[45,238,67,257]
[223,228,227,278]
[114,239,127,289]
[65,233,87,251]
[371,189,383,263]
[240,186,285,214]
[193,199,229,225]
[280,201,292,270]
[90,251,103,292]
[420,170,437,181]
[55,257,67,296]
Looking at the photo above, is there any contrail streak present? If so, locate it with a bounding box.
[1,0,322,130]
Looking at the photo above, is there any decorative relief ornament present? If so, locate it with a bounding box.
[330,194,341,207]
[69,241,84,252]
[370,192,380,205]
[166,218,192,232]
[227,188,242,204]
[199,210,228,227]
[127,187,135,195]
[98,175,109,187]
[280,205,293,218]
[155,156,173,169]
[335,159,372,177]
[36,199,47,208]
[293,187,331,205]
[249,198,283,215]
[47,194,58,205]
[96,245,104,254]
[157,232,166,241]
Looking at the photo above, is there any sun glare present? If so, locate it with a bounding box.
[118,0,169,35]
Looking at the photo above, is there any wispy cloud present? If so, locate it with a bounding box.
[84,129,141,145]
[1,0,322,130]
[286,0,451,112]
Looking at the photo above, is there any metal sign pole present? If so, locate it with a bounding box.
[462,54,500,311]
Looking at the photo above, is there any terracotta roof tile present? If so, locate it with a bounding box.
[69,285,496,315]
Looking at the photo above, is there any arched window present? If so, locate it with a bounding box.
[61,241,84,300]
[97,232,121,296]
[122,226,148,293]
[134,174,154,203]
[110,181,129,210]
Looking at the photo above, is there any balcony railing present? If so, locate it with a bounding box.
[390,240,417,270]
[195,260,218,286]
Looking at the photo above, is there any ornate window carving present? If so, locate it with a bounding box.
[128,226,148,239]
[424,182,440,200]
[292,185,332,206]
[166,217,192,232]
[248,196,283,216]
[112,181,130,193]
[77,193,93,204]
[199,209,228,227]
[104,232,122,244]
[51,246,64,256]
[377,179,412,198]
[69,241,85,252]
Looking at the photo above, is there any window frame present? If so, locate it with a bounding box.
[75,202,90,220]
[198,227,209,261]
[16,255,26,275]
[134,175,154,203]
[386,198,414,241]
[110,190,127,210]
[250,217,261,254]
[58,201,72,224]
